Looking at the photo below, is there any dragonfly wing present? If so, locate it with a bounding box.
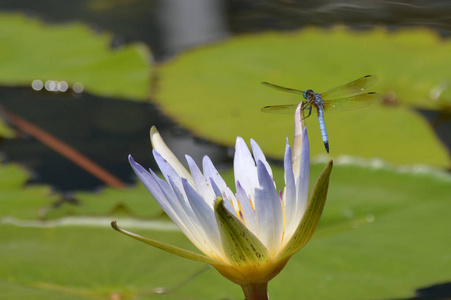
[323,92,382,113]
[261,104,298,114]
[261,82,304,95]
[321,75,378,99]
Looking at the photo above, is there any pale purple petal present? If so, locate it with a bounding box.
[153,149,184,197]
[254,160,284,253]
[209,178,222,198]
[129,155,179,221]
[129,155,166,206]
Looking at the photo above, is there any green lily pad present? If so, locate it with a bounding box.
[0,13,151,100]
[0,163,58,220]
[0,224,206,300]
[0,161,166,220]
[44,184,165,220]
[156,27,451,168]
[1,160,450,299]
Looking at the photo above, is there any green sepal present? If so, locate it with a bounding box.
[111,221,227,267]
[277,160,333,261]
[214,197,269,266]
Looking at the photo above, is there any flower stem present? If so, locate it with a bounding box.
[241,282,269,300]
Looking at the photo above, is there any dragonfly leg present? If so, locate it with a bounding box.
[301,103,312,119]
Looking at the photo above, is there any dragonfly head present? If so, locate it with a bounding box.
[303,89,315,101]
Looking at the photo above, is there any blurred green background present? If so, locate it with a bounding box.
[0,1,450,299]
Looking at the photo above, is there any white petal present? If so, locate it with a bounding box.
[254,160,284,254]
[182,179,224,257]
[150,127,194,186]
[209,179,239,221]
[292,103,305,180]
[186,155,216,208]
[167,177,215,255]
[236,180,257,236]
[251,139,272,177]
[283,140,297,239]
[291,103,310,226]
[234,137,258,202]
[222,197,239,219]
[203,156,236,208]
[295,127,310,223]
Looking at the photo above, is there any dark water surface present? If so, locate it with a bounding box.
[0,87,230,191]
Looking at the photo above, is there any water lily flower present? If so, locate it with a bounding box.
[112,102,333,300]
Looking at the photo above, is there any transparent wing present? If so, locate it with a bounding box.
[261,104,298,114]
[323,92,382,113]
[321,75,378,99]
[261,102,314,119]
[261,82,303,95]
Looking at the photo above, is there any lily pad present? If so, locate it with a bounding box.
[0,162,165,221]
[0,163,58,220]
[156,27,451,168]
[0,13,151,100]
[45,184,165,220]
[0,224,206,300]
[1,159,450,299]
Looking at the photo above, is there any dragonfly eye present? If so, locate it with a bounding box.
[303,89,315,100]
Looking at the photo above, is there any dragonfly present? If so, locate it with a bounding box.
[261,75,381,153]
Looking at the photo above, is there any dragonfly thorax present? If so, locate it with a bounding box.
[303,89,325,107]
[303,89,315,101]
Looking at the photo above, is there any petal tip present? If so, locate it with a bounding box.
[150,126,160,147]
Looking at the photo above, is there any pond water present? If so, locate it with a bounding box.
[0,87,230,191]
[0,0,450,191]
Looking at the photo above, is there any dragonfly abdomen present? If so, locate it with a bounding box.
[316,106,329,153]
